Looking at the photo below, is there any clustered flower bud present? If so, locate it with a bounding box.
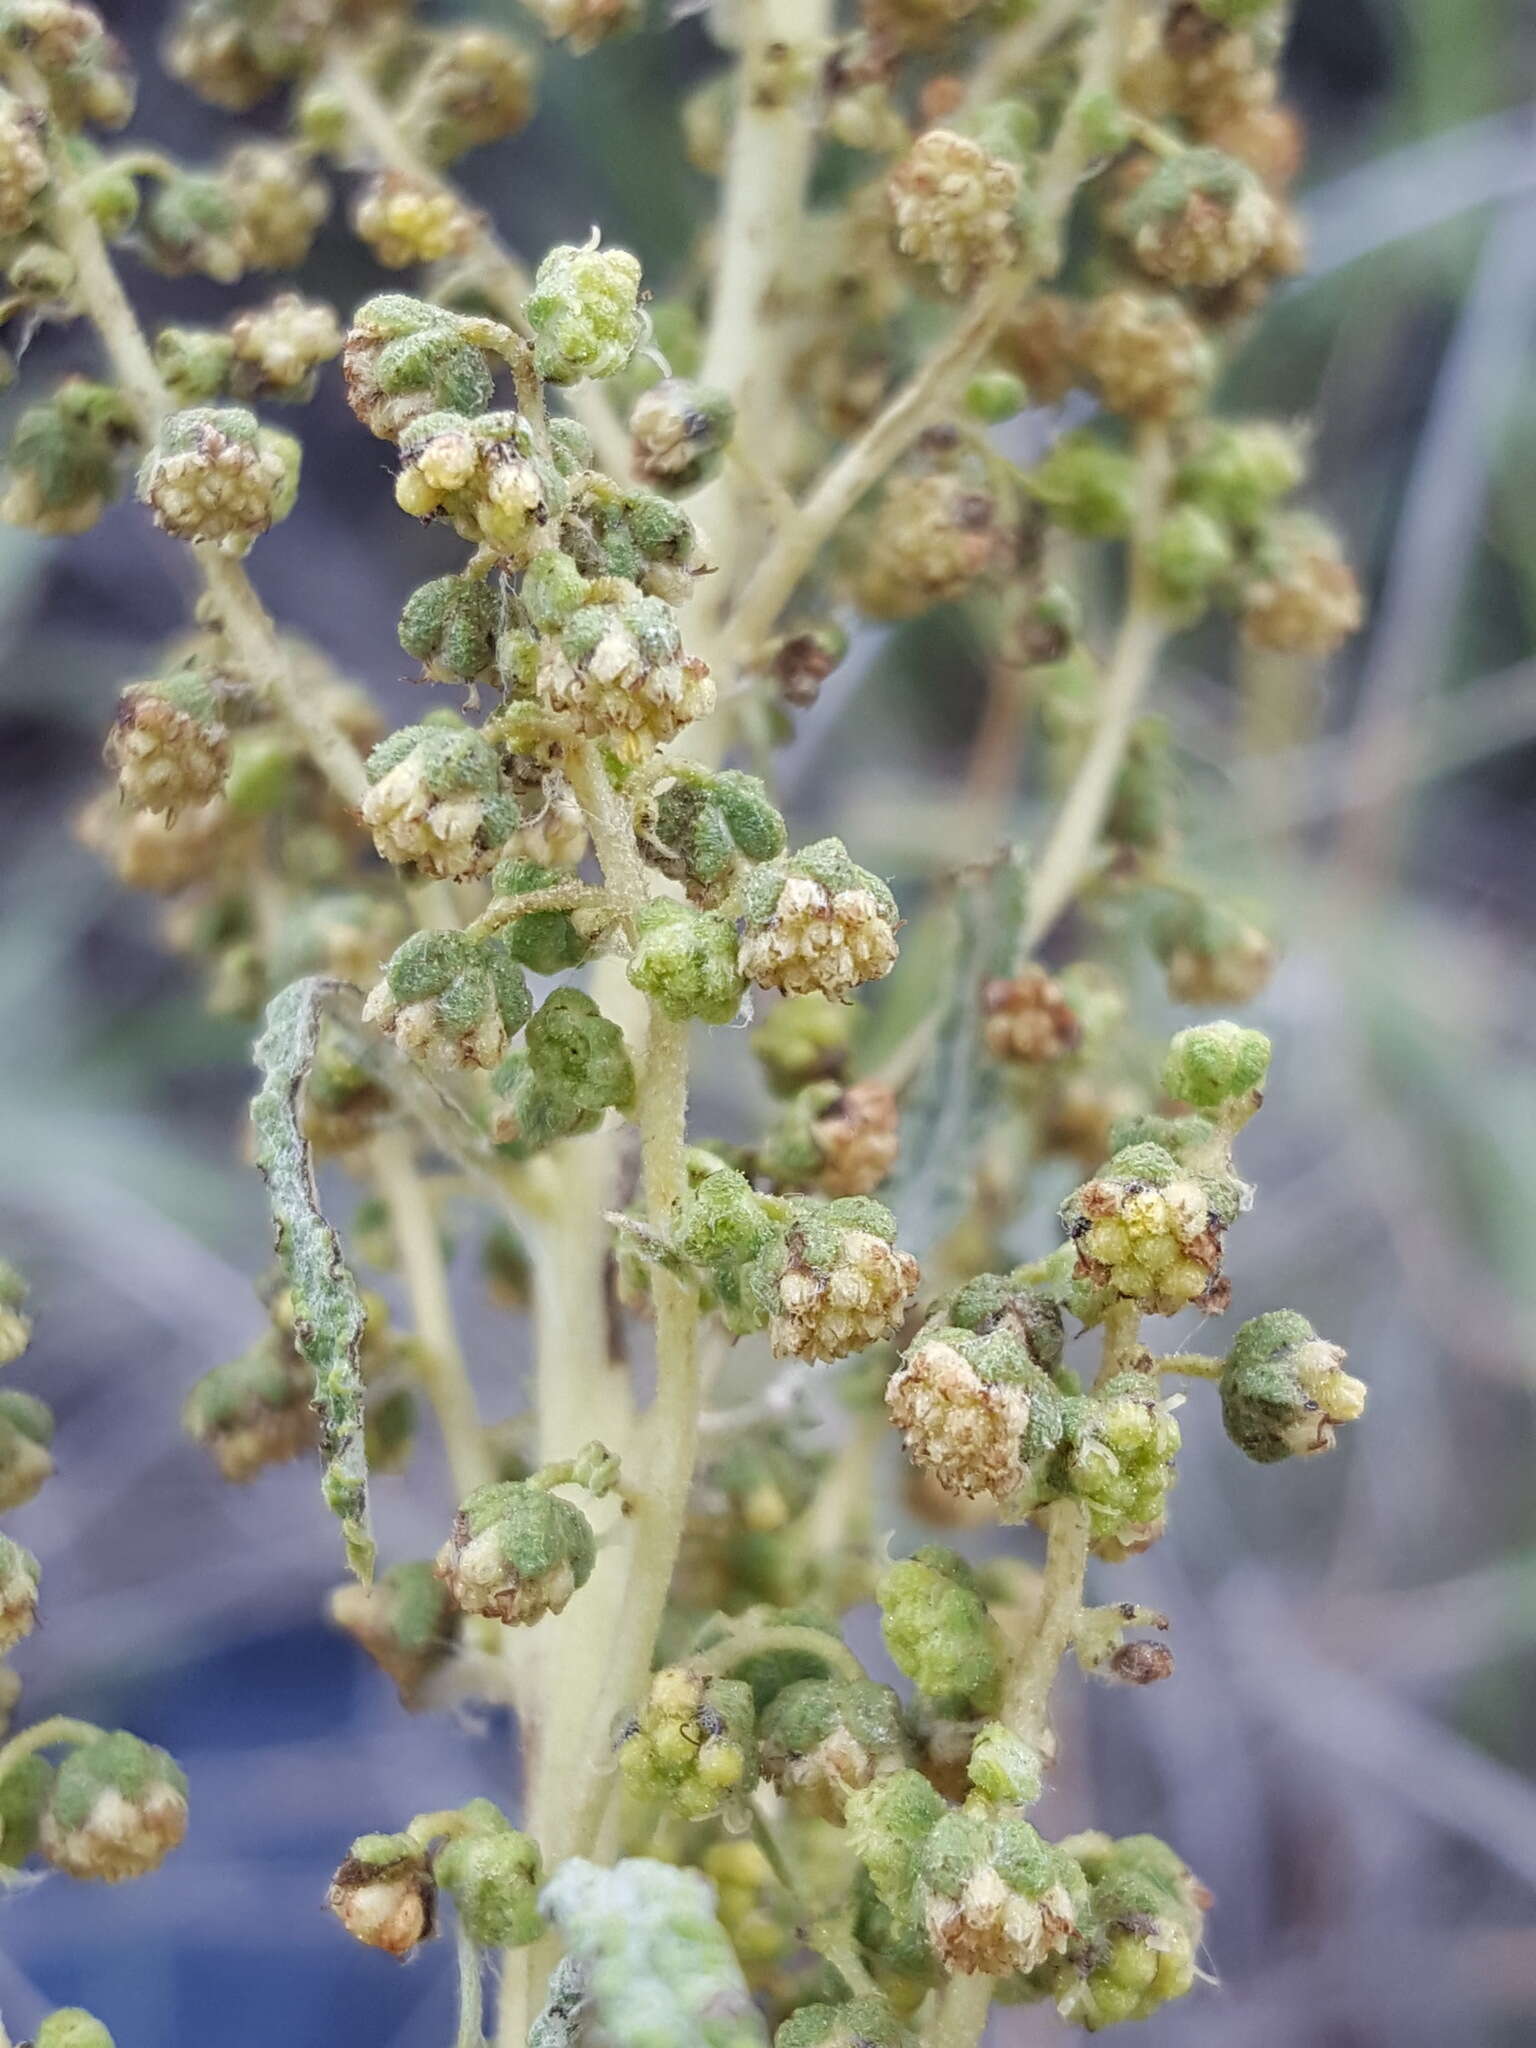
[489,987,634,1150]
[137,406,298,554]
[629,377,735,495]
[227,292,344,399]
[0,89,47,238]
[1221,1310,1366,1463]
[639,766,786,903]
[888,129,1022,294]
[395,409,562,563]
[525,239,643,384]
[1076,289,1215,421]
[1026,430,1136,539]
[398,572,500,684]
[0,1531,39,1651]
[361,719,518,881]
[162,0,338,111]
[877,1549,1003,1713]
[753,994,852,1095]
[33,2010,116,2048]
[354,170,476,269]
[1061,1142,1238,1317]
[852,471,1001,620]
[739,839,899,1003]
[762,1078,901,1199]
[775,1996,916,2048]
[982,966,1082,1065]
[539,593,715,755]
[1,0,132,127]
[432,1802,544,1946]
[364,929,530,1072]
[1028,1832,1209,2027]
[886,1283,1065,1502]
[915,1806,1080,1975]
[1240,514,1364,655]
[616,1666,758,1820]
[759,1676,913,1822]
[490,856,593,973]
[1123,146,1279,289]
[343,295,495,443]
[1161,1019,1271,1109]
[327,1831,436,1957]
[0,1388,54,1510]
[628,899,746,1024]
[103,668,228,815]
[329,1559,462,1706]
[1,378,138,535]
[401,28,537,165]
[1151,893,1276,1004]
[40,1732,188,1881]
[757,1196,920,1363]
[182,1336,316,1481]
[435,1478,596,1624]
[1059,1372,1182,1559]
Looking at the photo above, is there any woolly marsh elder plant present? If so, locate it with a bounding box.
[0,0,1367,2041]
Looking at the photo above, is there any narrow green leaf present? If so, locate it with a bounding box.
[250,977,374,1582]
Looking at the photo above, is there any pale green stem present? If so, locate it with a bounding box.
[4,52,371,811]
[929,1975,996,2048]
[1159,1353,1225,1380]
[693,1622,865,1685]
[0,1714,104,1780]
[1023,424,1174,952]
[368,1126,495,1499]
[456,1925,486,2048]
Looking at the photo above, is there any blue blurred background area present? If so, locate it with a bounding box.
[3,0,1536,2042]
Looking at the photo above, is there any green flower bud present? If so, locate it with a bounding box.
[142,171,245,283]
[0,1752,52,1868]
[966,1722,1042,1809]
[362,720,516,881]
[154,324,235,404]
[759,1676,913,1822]
[435,1478,596,1624]
[364,929,530,1072]
[0,2,133,128]
[916,1808,1080,1975]
[877,1550,1004,1714]
[759,1078,901,1199]
[0,1388,55,1510]
[1076,289,1214,423]
[1176,420,1305,533]
[963,370,1028,424]
[40,1731,188,1882]
[629,378,735,494]
[329,1559,462,1707]
[520,547,588,632]
[1025,432,1136,540]
[1241,513,1365,658]
[434,1811,543,1948]
[35,2012,115,2048]
[1,377,137,535]
[0,1258,32,1363]
[489,856,592,974]
[343,295,496,443]
[398,574,500,683]
[1149,890,1276,1006]
[1032,1832,1207,2027]
[753,994,852,1096]
[1162,1020,1271,1108]
[137,406,298,554]
[1060,1143,1227,1317]
[501,985,636,1142]
[0,1530,39,1651]
[183,1337,315,1481]
[354,168,473,268]
[1058,1373,1181,1559]
[675,1167,780,1272]
[1122,147,1279,290]
[745,1195,919,1363]
[225,292,342,401]
[628,898,746,1024]
[775,1995,916,2048]
[1221,1310,1366,1463]
[1150,503,1235,610]
[541,594,714,756]
[327,1831,436,1956]
[617,1666,759,1821]
[0,89,53,238]
[886,1322,1066,1505]
[844,1767,946,1917]
[525,239,644,385]
[642,768,786,900]
[739,839,900,1003]
[104,669,229,816]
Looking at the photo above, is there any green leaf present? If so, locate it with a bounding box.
[880,848,1028,1259]
[250,977,373,1582]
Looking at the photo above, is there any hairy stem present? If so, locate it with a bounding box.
[0,1714,104,1779]
[456,1925,486,2048]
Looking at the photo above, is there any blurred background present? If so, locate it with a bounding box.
[2,0,1535,2040]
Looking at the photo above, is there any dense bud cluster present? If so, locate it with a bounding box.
[888,129,1022,293]
[40,1733,188,1881]
[617,1666,759,1821]
[739,839,901,1002]
[435,1478,596,1624]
